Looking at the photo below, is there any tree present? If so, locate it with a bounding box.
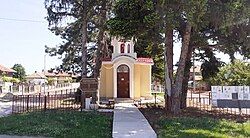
[210,60,250,86]
[45,0,93,78]
[45,0,113,78]
[107,0,165,82]
[12,64,26,82]
[108,0,250,114]
[45,0,249,114]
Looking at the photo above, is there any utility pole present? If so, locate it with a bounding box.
[43,54,46,95]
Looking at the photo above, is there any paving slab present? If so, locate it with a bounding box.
[112,103,156,138]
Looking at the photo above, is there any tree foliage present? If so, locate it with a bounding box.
[210,60,250,86]
[45,0,250,113]
[12,64,26,82]
[45,0,114,77]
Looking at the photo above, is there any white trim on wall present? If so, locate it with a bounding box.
[113,56,135,98]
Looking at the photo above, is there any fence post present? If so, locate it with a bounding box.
[44,95,47,111]
[47,92,50,109]
[198,89,201,102]
[12,95,15,114]
[27,95,29,112]
[39,93,41,107]
[81,90,85,111]
[208,92,211,105]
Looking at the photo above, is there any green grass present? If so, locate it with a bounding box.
[0,111,112,138]
[158,117,250,138]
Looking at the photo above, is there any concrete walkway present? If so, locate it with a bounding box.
[0,101,12,117]
[112,103,156,138]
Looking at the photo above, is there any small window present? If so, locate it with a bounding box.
[117,65,129,73]
[127,44,130,53]
[120,44,125,53]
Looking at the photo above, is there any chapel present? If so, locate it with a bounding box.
[99,38,153,100]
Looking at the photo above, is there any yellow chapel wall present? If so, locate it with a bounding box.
[134,64,141,98]
[134,64,152,98]
[139,65,151,97]
[99,64,114,98]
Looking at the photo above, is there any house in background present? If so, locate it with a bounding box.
[0,64,16,77]
[43,71,57,85]
[189,66,210,91]
[26,71,47,84]
[189,66,203,82]
[0,64,17,93]
[56,71,72,83]
[42,71,75,85]
[99,38,154,100]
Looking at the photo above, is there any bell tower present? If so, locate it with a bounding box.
[111,38,137,60]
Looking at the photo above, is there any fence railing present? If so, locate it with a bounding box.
[11,83,79,94]
[12,88,81,114]
[187,97,250,116]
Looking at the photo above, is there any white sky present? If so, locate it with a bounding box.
[0,0,62,74]
[0,0,247,75]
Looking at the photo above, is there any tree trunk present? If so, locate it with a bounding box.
[164,26,173,111]
[94,0,107,78]
[171,22,192,114]
[180,44,193,109]
[164,45,172,112]
[81,0,88,78]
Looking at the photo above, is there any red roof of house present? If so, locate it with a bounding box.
[26,72,46,79]
[136,58,154,64]
[56,72,71,77]
[44,71,56,77]
[0,64,16,73]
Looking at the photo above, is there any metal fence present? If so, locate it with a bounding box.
[187,96,250,116]
[11,83,76,94]
[12,88,82,114]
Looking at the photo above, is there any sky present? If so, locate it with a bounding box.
[0,0,62,74]
[0,0,245,75]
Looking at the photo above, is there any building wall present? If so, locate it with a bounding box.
[99,64,113,99]
[0,71,14,77]
[100,63,152,99]
[105,65,113,97]
[134,64,141,98]
[139,65,151,97]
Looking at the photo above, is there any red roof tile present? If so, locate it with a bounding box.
[136,58,154,64]
[101,57,154,64]
[44,71,56,77]
[0,64,16,73]
[26,72,46,79]
[56,72,71,77]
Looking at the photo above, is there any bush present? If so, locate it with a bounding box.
[2,76,20,83]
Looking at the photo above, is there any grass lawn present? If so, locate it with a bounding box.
[158,117,250,138]
[140,107,250,138]
[0,110,112,138]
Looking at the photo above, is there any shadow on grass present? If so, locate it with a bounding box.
[139,107,250,138]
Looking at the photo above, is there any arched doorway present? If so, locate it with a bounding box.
[117,64,130,98]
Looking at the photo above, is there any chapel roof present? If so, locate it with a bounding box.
[136,58,154,64]
[102,57,153,64]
